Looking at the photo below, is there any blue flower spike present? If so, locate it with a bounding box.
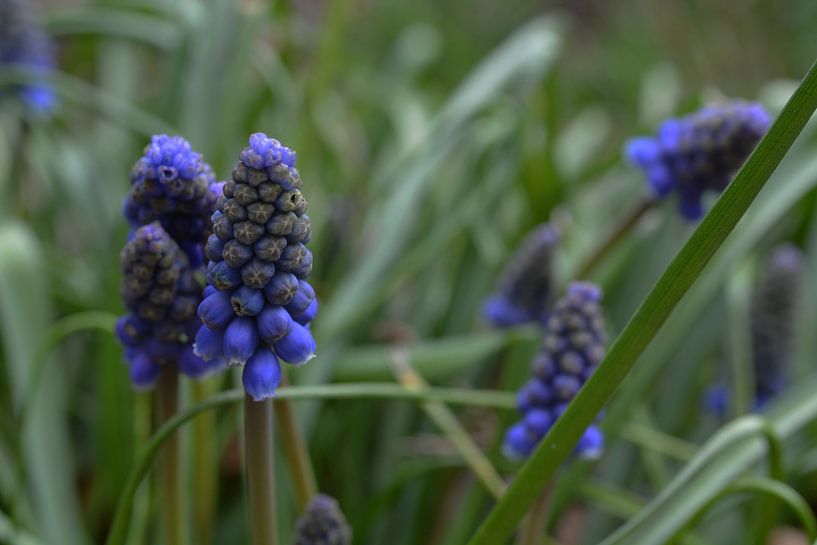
[626,100,771,220]
[197,133,317,400]
[483,222,560,328]
[116,223,222,388]
[292,494,352,545]
[503,281,607,461]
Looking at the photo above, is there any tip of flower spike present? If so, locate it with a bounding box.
[143,135,203,181]
[240,132,297,170]
[293,494,352,545]
[769,243,804,272]
[566,281,602,302]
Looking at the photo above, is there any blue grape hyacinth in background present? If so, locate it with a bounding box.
[483,222,560,328]
[705,244,804,415]
[195,133,317,401]
[751,244,804,406]
[292,494,352,545]
[0,0,57,113]
[116,223,222,387]
[503,282,606,461]
[626,100,771,220]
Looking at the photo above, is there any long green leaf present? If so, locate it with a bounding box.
[465,57,817,545]
[0,223,88,545]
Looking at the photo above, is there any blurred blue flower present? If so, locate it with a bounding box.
[626,101,771,220]
[503,282,606,461]
[195,133,316,401]
[0,0,57,113]
[116,223,223,388]
[483,223,560,328]
[123,135,220,267]
[292,494,352,545]
[705,243,804,415]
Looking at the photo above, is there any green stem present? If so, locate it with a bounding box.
[517,485,552,545]
[573,195,656,281]
[465,57,817,545]
[274,375,317,512]
[192,381,217,545]
[156,369,182,545]
[244,396,278,545]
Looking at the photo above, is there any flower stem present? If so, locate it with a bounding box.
[517,484,552,545]
[274,374,317,511]
[574,195,656,280]
[244,395,278,545]
[155,368,182,545]
[192,380,218,545]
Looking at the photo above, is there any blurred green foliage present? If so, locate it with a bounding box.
[2,1,817,544]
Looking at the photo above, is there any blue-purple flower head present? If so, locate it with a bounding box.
[123,135,219,267]
[292,494,352,545]
[483,223,560,328]
[116,223,223,388]
[195,133,316,401]
[503,282,606,461]
[0,0,57,113]
[626,100,771,220]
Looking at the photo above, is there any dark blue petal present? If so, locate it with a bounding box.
[273,322,316,366]
[242,348,282,401]
[198,290,234,330]
[223,317,259,367]
[257,305,294,343]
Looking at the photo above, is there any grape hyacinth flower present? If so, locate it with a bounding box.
[626,100,771,220]
[503,282,606,461]
[0,0,57,113]
[195,133,317,401]
[705,244,804,415]
[116,223,222,387]
[291,495,352,545]
[123,135,219,267]
[751,244,803,406]
[483,223,560,328]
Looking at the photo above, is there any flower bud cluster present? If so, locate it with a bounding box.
[292,495,352,545]
[123,135,219,267]
[503,282,606,460]
[116,223,221,387]
[626,101,771,220]
[195,133,317,401]
[483,223,560,328]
